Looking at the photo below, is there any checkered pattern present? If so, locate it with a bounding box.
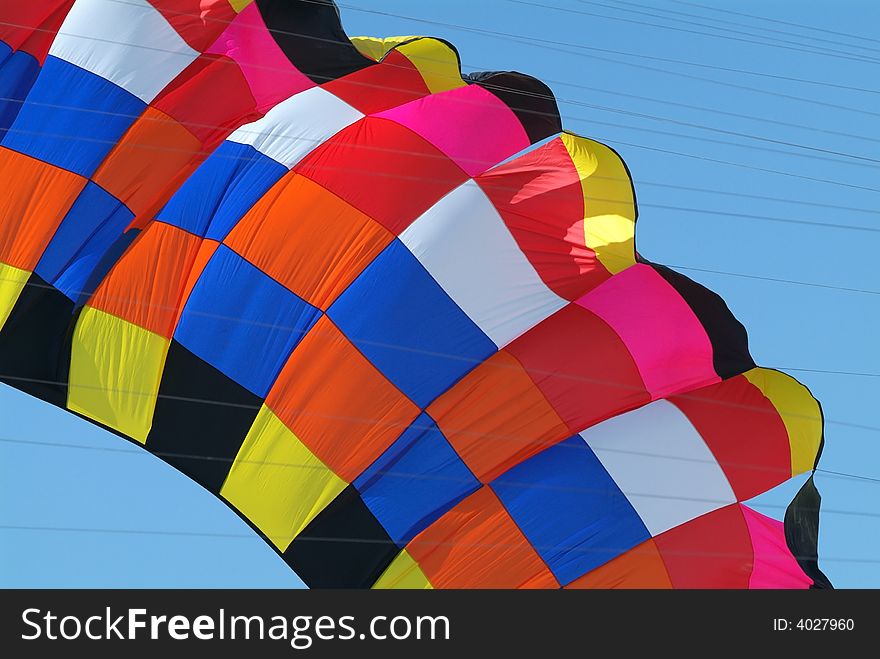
[0,0,824,589]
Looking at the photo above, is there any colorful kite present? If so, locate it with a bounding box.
[0,0,830,588]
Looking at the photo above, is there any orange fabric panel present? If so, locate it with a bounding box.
[92,107,205,219]
[171,237,220,329]
[565,539,673,589]
[265,316,420,482]
[224,174,394,309]
[89,222,202,338]
[428,350,570,483]
[406,487,560,589]
[0,147,86,270]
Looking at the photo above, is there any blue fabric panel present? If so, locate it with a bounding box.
[328,240,496,407]
[0,47,40,134]
[174,245,321,397]
[354,412,481,546]
[2,56,145,176]
[156,141,286,240]
[34,182,135,303]
[490,435,651,586]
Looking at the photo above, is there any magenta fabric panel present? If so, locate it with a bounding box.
[742,505,812,589]
[576,263,719,399]
[376,85,531,176]
[206,2,315,112]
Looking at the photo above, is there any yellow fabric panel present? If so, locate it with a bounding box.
[220,406,347,551]
[561,132,636,275]
[0,263,29,331]
[396,38,467,94]
[744,368,823,476]
[350,35,419,61]
[68,307,169,444]
[373,550,433,590]
[350,36,464,94]
[228,0,253,13]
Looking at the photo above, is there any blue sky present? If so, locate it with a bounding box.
[1,0,878,588]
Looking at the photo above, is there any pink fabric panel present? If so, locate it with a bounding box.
[575,263,719,399]
[375,85,531,177]
[742,505,812,589]
[206,3,314,111]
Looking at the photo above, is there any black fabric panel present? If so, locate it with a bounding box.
[646,261,756,379]
[256,0,374,84]
[0,274,74,407]
[784,474,833,589]
[466,71,562,143]
[146,341,261,495]
[283,485,400,588]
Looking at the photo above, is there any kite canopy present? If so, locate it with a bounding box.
[0,0,830,588]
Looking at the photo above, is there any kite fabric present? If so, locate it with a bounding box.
[0,0,830,589]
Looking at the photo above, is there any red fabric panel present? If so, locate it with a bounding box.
[505,304,650,434]
[0,0,73,64]
[670,375,792,501]
[654,504,753,589]
[148,0,237,52]
[295,116,470,235]
[322,50,430,116]
[153,53,260,148]
[477,137,610,300]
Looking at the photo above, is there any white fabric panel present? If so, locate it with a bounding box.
[48,0,199,103]
[399,180,567,347]
[227,87,364,169]
[580,399,737,537]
